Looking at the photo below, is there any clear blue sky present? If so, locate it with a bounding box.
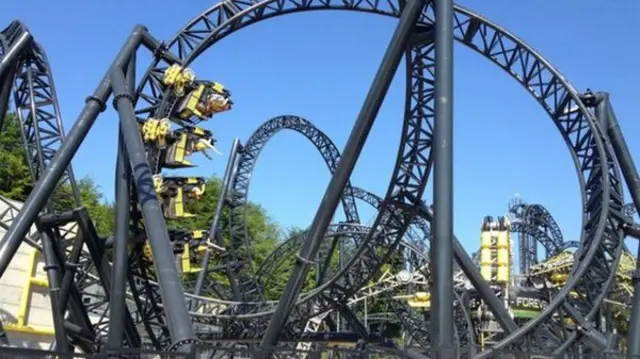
[1,1,638,257]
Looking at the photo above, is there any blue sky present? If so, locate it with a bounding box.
[1,1,638,261]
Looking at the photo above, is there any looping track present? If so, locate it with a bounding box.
[0,1,635,357]
[131,0,625,351]
[226,115,440,345]
[219,115,362,303]
[509,201,578,273]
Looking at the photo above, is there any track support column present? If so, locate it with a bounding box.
[431,0,455,357]
[106,54,136,350]
[40,232,69,352]
[0,26,146,278]
[110,67,197,352]
[257,0,426,352]
[0,70,15,127]
[594,92,640,357]
[193,138,242,299]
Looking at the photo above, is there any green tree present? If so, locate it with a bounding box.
[0,114,33,200]
[55,177,116,238]
[258,225,355,300]
[166,176,280,241]
[167,176,282,292]
[284,226,306,239]
[0,114,115,237]
[259,226,318,300]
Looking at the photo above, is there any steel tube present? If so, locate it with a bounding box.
[106,52,136,350]
[193,138,241,297]
[57,235,84,314]
[431,0,455,356]
[258,0,426,351]
[0,31,31,80]
[0,70,14,127]
[41,233,69,351]
[106,131,131,349]
[110,67,196,351]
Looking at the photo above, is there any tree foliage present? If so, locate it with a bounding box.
[56,177,116,238]
[0,114,33,200]
[168,176,286,295]
[258,226,324,300]
[0,115,115,237]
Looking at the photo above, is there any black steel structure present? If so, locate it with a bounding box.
[509,200,579,274]
[0,1,638,358]
[430,0,455,356]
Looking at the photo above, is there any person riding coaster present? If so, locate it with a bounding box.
[162,126,221,168]
[163,64,233,123]
[174,80,233,122]
[152,175,206,219]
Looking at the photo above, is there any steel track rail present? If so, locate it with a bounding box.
[121,221,474,352]
[510,202,572,271]
[347,188,475,352]
[255,191,474,353]
[146,4,623,354]
[148,109,471,350]
[131,10,433,348]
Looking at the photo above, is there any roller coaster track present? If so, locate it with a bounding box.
[189,115,474,350]
[527,248,636,336]
[289,187,474,353]
[131,1,624,353]
[112,223,466,342]
[165,113,436,352]
[0,21,78,223]
[0,0,635,357]
[0,21,142,352]
[509,200,579,274]
[197,115,362,302]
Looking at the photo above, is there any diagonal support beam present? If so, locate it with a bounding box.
[39,231,69,351]
[0,30,32,80]
[106,52,136,351]
[193,138,242,301]
[0,70,15,128]
[329,299,369,339]
[257,0,426,353]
